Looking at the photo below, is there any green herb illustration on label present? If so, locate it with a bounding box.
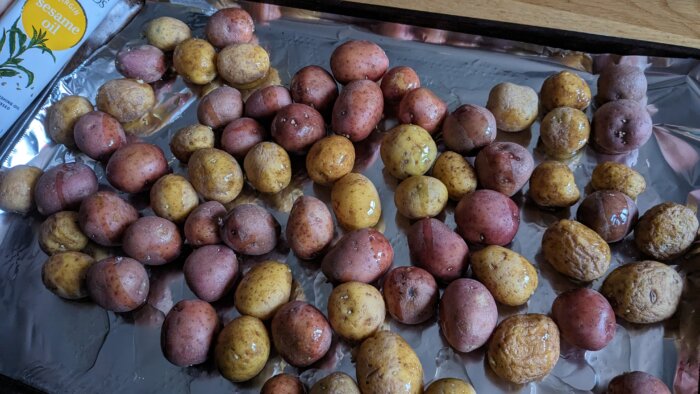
[0,18,56,88]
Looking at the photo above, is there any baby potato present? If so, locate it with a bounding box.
[221,117,267,160]
[540,107,590,159]
[330,40,389,84]
[169,124,215,163]
[86,256,149,312]
[470,245,538,306]
[183,245,238,302]
[271,103,326,154]
[287,196,334,260]
[42,251,94,299]
[96,79,155,123]
[487,314,560,384]
[542,219,611,281]
[161,299,219,367]
[197,86,243,129]
[486,82,538,132]
[380,66,420,105]
[607,371,671,394]
[46,95,93,146]
[244,85,292,121]
[398,87,448,134]
[601,261,683,324]
[356,331,423,394]
[529,161,580,208]
[540,71,592,111]
[234,260,292,320]
[321,228,393,284]
[455,189,520,246]
[150,174,199,223]
[394,175,448,219]
[475,141,534,197]
[442,104,497,155]
[306,135,355,186]
[635,202,699,261]
[592,99,652,154]
[290,65,339,115]
[106,143,169,194]
[591,161,646,199]
[425,378,476,394]
[122,216,182,265]
[78,191,139,246]
[188,148,244,204]
[145,16,191,51]
[74,111,127,161]
[330,173,382,230]
[310,372,360,394]
[380,124,437,180]
[332,79,384,142]
[262,374,306,394]
[597,63,647,105]
[577,190,638,243]
[0,164,42,214]
[217,43,270,89]
[439,278,498,352]
[383,266,438,325]
[183,201,226,247]
[215,315,270,382]
[328,281,385,341]
[205,8,254,47]
[271,301,332,367]
[551,288,616,351]
[35,163,98,216]
[173,38,217,85]
[408,218,469,283]
[431,152,477,201]
[115,44,166,83]
[221,203,280,256]
[243,142,292,194]
[39,211,88,255]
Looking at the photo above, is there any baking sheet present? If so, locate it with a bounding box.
[1,1,699,393]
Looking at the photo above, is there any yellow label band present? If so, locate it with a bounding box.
[22,0,87,50]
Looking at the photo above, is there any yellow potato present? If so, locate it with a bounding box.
[330,173,381,230]
[425,378,476,394]
[306,135,356,186]
[542,219,611,282]
[217,43,270,89]
[356,330,423,394]
[471,245,538,306]
[380,124,437,180]
[215,315,270,382]
[145,16,191,51]
[328,281,385,341]
[243,142,292,194]
[431,151,477,201]
[234,261,292,320]
[173,38,217,85]
[591,161,646,199]
[39,211,89,255]
[310,372,360,394]
[528,161,580,208]
[46,95,93,146]
[394,175,448,219]
[540,107,590,159]
[0,165,43,214]
[486,82,538,132]
[188,148,243,204]
[150,174,199,223]
[96,79,155,124]
[41,251,95,299]
[169,124,215,163]
[540,71,591,111]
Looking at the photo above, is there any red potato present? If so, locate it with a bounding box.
[551,288,616,351]
[221,117,267,160]
[271,301,332,367]
[455,189,520,246]
[34,162,98,216]
[106,143,169,194]
[197,86,243,129]
[439,278,498,352]
[475,141,534,197]
[122,216,182,265]
[220,203,280,256]
[183,245,238,302]
[79,191,139,246]
[577,190,638,243]
[380,66,420,105]
[407,218,468,283]
[115,44,166,83]
[592,99,652,154]
[607,371,671,394]
[261,374,306,394]
[397,87,447,134]
[286,196,334,260]
[184,201,226,247]
[383,266,438,325]
[332,79,384,142]
[205,8,254,47]
[290,65,338,114]
[442,104,497,154]
[244,85,292,120]
[596,63,647,105]
[161,299,219,367]
[86,256,149,312]
[271,103,326,154]
[321,228,393,284]
[330,40,389,84]
[73,111,127,161]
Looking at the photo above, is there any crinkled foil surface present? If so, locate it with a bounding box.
[1,1,699,393]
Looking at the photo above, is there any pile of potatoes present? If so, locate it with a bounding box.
[0,5,694,392]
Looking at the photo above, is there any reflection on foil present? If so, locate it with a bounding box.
[1,1,699,393]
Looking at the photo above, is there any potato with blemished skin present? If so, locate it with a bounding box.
[487,314,560,384]
[591,99,652,154]
[215,315,270,382]
[591,161,646,199]
[234,260,292,320]
[271,301,332,367]
[0,165,43,214]
[161,299,219,367]
[220,203,280,256]
[197,86,243,129]
[243,141,292,194]
[475,141,534,197]
[486,82,538,132]
[355,330,423,394]
[287,196,334,260]
[425,378,476,394]
[42,251,94,300]
[398,87,447,134]
[432,151,477,201]
[596,63,647,105]
[330,173,382,230]
[380,66,420,105]
[78,191,139,246]
[35,163,98,216]
[310,372,360,394]
[96,79,155,123]
[46,95,93,146]
[217,43,270,89]
[39,211,88,255]
[439,278,497,353]
[115,45,166,83]
[540,107,590,159]
[332,79,384,142]
[540,71,591,111]
[169,124,215,163]
[394,175,448,219]
[271,103,326,154]
[330,40,389,84]
[244,85,292,121]
[321,228,393,284]
[290,65,339,114]
[150,174,199,223]
[551,288,616,351]
[74,111,127,161]
[606,371,671,394]
[634,202,698,261]
[86,256,149,312]
[542,219,611,282]
[601,260,683,324]
[470,245,538,306]
[183,201,226,247]
[529,161,580,208]
[577,190,638,243]
[205,8,254,47]
[306,135,355,186]
[328,281,385,341]
[455,189,520,246]
[380,124,437,180]
[145,16,191,51]
[106,143,169,194]
[221,117,267,160]
[382,266,438,325]
[408,218,469,283]
[188,148,243,204]
[122,216,182,266]
[183,245,238,302]
[262,374,306,394]
[442,104,497,155]
[173,38,217,85]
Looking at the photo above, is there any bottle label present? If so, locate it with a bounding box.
[21,0,87,51]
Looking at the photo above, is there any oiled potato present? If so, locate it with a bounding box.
[330,173,382,230]
[408,218,469,283]
[234,261,292,320]
[591,161,646,199]
[188,148,243,204]
[634,202,699,261]
[540,107,590,159]
[39,211,88,255]
[243,142,292,194]
[106,143,169,194]
[0,165,42,214]
[431,151,477,201]
[311,372,359,394]
[35,163,98,216]
[221,203,280,256]
[442,104,497,155]
[356,331,423,394]
[394,175,448,219]
[455,189,520,246]
[475,141,534,197]
[145,16,191,51]
[542,219,611,281]
[183,245,238,302]
[328,281,385,341]
[122,216,182,265]
[86,256,149,312]
[46,95,93,146]
[78,191,139,246]
[529,161,580,208]
[380,66,420,105]
[577,190,638,243]
[425,378,476,394]
[487,314,560,384]
[169,124,215,163]
[471,245,538,306]
[161,299,219,367]
[551,288,616,351]
[397,87,448,134]
[262,374,305,394]
[439,278,497,352]
[321,228,393,284]
[540,71,591,111]
[330,40,389,84]
[74,111,127,160]
[306,135,355,185]
[244,85,292,121]
[271,301,332,367]
[486,82,538,132]
[287,196,334,260]
[601,261,683,324]
[205,8,254,47]
[173,38,217,85]
[591,99,652,154]
[150,174,199,223]
[332,79,384,142]
[215,315,270,382]
[221,117,267,160]
[382,266,438,325]
[380,124,437,180]
[183,201,226,247]
[96,79,155,123]
[115,44,166,83]
[42,251,94,299]
[290,65,339,114]
[217,43,270,89]
[197,86,243,129]
[607,371,671,394]
[271,103,325,154]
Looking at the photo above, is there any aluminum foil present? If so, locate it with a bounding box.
[1,2,699,393]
